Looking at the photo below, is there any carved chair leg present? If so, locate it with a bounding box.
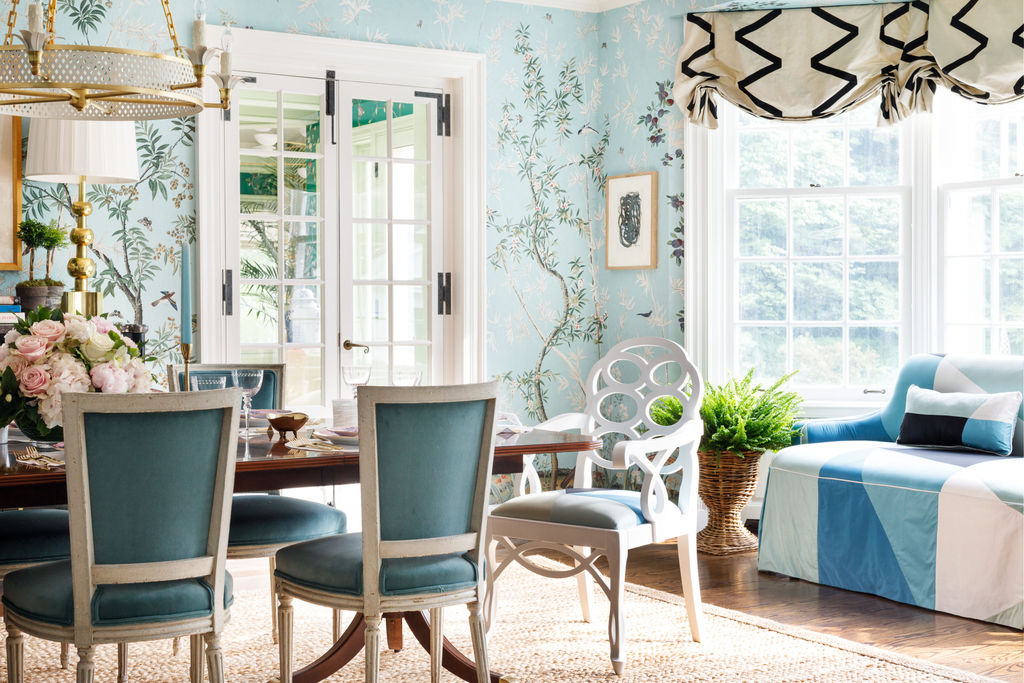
[190,633,204,683]
[117,642,128,682]
[173,636,181,656]
[574,545,594,622]
[5,622,24,683]
[332,608,343,643]
[278,593,294,683]
[483,535,500,632]
[269,556,279,644]
[364,614,382,683]
[60,642,70,669]
[468,600,490,683]
[676,532,705,642]
[204,632,225,683]
[76,646,95,683]
[429,607,443,683]
[607,539,628,676]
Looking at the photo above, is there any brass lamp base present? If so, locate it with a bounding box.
[61,290,102,317]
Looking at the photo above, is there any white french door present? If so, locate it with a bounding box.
[219,73,448,408]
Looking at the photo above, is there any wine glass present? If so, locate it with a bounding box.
[341,365,371,397]
[392,367,422,386]
[232,369,265,441]
[191,375,227,391]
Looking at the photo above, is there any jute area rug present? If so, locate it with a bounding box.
[3,561,993,682]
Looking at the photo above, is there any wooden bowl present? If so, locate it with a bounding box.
[266,412,309,441]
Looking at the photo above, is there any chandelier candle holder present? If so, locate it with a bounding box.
[0,0,242,120]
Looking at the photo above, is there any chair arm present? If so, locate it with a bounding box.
[611,419,703,470]
[536,412,591,433]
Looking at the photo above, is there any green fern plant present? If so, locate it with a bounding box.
[699,370,802,458]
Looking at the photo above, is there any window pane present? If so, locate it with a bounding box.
[849,197,899,256]
[393,345,430,385]
[849,327,899,385]
[945,325,990,354]
[392,285,428,341]
[849,127,899,186]
[352,160,388,219]
[738,262,786,321]
[283,93,321,154]
[352,99,389,156]
[393,224,428,280]
[945,258,991,322]
[738,130,788,188]
[240,155,278,214]
[241,284,278,344]
[392,162,428,220]
[240,347,279,364]
[354,285,389,341]
[284,285,321,344]
[240,219,278,279]
[793,263,842,321]
[239,90,278,151]
[946,191,991,254]
[283,221,319,280]
[792,198,843,256]
[354,223,388,280]
[999,189,1024,253]
[738,199,786,257]
[792,327,842,384]
[849,261,899,321]
[1000,328,1024,355]
[738,326,786,382]
[1000,258,1023,322]
[283,157,318,217]
[391,101,429,160]
[793,128,844,187]
[284,347,322,405]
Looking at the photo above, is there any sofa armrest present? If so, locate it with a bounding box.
[795,411,889,444]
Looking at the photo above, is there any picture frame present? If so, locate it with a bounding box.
[0,116,21,271]
[605,171,657,270]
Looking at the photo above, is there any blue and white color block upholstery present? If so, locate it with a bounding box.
[760,354,1024,629]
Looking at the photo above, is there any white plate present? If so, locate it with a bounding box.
[311,428,359,445]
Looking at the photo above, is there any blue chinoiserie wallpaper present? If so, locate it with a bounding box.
[0,0,860,418]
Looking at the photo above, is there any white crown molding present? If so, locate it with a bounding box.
[504,0,642,13]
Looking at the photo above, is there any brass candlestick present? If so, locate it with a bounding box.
[180,342,192,392]
[62,177,102,316]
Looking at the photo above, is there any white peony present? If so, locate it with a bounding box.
[4,328,20,344]
[81,332,115,362]
[64,316,95,343]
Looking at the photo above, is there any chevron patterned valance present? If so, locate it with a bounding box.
[673,0,1024,129]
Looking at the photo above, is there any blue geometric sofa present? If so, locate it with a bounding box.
[758,353,1024,629]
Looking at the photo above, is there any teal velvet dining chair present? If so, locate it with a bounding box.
[0,508,72,670]
[2,389,239,683]
[167,362,348,644]
[274,382,498,683]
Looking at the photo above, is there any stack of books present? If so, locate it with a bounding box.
[0,295,23,326]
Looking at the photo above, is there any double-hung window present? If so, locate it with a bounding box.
[688,91,1023,408]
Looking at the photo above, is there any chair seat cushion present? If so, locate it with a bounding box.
[1,560,233,628]
[491,488,663,530]
[0,509,70,567]
[274,533,479,597]
[229,494,347,548]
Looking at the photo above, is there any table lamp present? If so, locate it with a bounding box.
[25,119,139,316]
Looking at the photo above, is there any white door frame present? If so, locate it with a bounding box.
[196,26,487,384]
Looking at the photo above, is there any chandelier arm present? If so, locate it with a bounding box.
[4,0,20,46]
[160,0,185,60]
[45,0,55,46]
[0,93,71,106]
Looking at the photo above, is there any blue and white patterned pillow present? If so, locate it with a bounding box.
[898,385,1023,456]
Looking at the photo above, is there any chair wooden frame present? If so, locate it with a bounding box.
[166,362,286,408]
[3,390,240,683]
[276,382,498,683]
[485,337,706,676]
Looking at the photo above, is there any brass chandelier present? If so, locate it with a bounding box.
[0,0,241,120]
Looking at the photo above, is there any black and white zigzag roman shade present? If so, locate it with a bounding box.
[674,0,1024,128]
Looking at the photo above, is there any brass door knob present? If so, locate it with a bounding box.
[342,340,369,353]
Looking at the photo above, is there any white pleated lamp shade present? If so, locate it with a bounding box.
[25,119,139,184]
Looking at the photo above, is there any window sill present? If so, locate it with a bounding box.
[798,400,887,420]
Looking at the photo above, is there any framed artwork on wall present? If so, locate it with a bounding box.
[606,171,657,270]
[0,116,21,271]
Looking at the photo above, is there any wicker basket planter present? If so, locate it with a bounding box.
[696,450,762,555]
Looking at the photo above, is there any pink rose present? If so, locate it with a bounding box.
[90,362,129,394]
[19,365,51,397]
[13,335,49,362]
[2,354,30,378]
[29,319,66,345]
[91,316,114,335]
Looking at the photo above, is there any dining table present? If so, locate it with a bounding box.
[0,424,603,683]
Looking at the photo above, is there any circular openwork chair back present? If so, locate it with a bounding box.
[582,336,703,471]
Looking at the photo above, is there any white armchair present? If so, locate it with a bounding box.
[485,337,705,675]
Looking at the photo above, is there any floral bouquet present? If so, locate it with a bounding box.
[0,306,153,441]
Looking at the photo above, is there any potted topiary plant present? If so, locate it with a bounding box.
[693,369,802,555]
[14,219,50,312]
[40,221,68,307]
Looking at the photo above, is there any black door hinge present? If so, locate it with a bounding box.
[325,69,337,145]
[222,269,233,315]
[413,91,451,137]
[437,272,452,315]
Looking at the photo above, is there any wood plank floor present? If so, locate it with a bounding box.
[625,541,1023,682]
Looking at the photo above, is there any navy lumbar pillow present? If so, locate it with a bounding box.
[898,385,1023,456]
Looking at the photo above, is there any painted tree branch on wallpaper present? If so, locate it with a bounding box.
[487,25,608,422]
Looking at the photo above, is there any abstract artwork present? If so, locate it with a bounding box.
[606,171,657,270]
